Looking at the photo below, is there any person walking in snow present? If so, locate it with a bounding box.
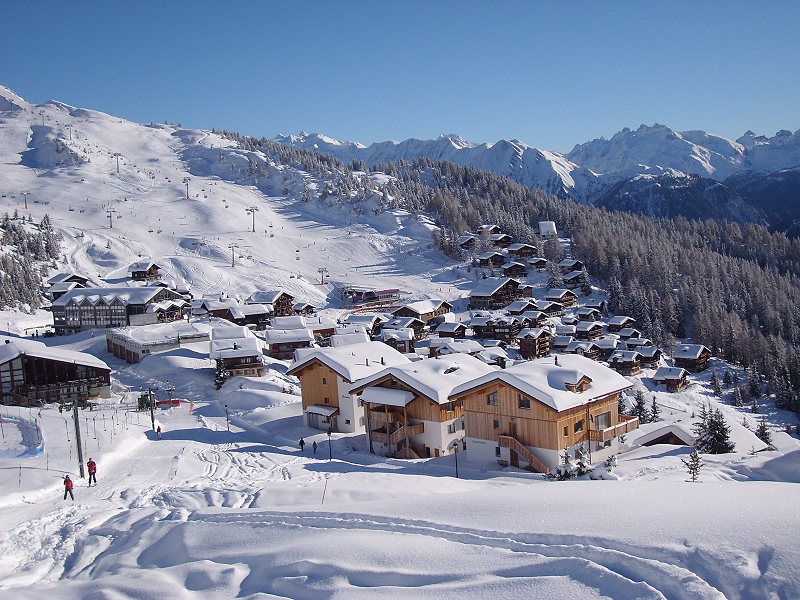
[156,425,162,440]
[87,458,97,486]
[312,441,317,454]
[299,438,305,453]
[63,475,74,500]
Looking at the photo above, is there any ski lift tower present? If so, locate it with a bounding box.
[20,191,29,210]
[112,152,121,174]
[106,208,117,229]
[183,177,191,199]
[246,206,259,232]
[228,243,239,267]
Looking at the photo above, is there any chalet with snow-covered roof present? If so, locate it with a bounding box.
[351,354,497,459]
[47,272,91,288]
[584,299,608,314]
[563,270,587,290]
[528,256,548,270]
[618,327,641,340]
[469,278,522,310]
[635,423,695,447]
[564,340,600,361]
[340,313,383,336]
[477,251,506,268]
[382,317,426,340]
[501,262,527,278]
[653,366,690,392]
[516,311,546,329]
[452,354,636,472]
[392,299,452,324]
[544,289,577,308]
[606,316,636,333]
[594,337,620,360]
[505,299,537,315]
[490,233,514,248]
[576,307,601,322]
[47,281,81,301]
[129,261,161,282]
[537,300,563,318]
[192,297,239,319]
[106,321,211,364]
[457,234,477,250]
[555,324,577,337]
[516,328,552,360]
[293,301,316,315]
[507,243,537,259]
[288,342,410,433]
[673,344,711,373]
[51,286,185,335]
[557,259,584,274]
[209,327,267,379]
[561,315,578,326]
[0,337,111,405]
[435,322,467,339]
[551,335,573,353]
[224,304,272,329]
[262,328,315,360]
[637,345,662,368]
[575,321,604,341]
[477,224,501,236]
[477,316,523,342]
[625,337,652,351]
[537,221,558,236]
[379,328,416,354]
[608,350,642,376]
[429,338,486,358]
[246,290,295,316]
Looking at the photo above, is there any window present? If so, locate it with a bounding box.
[574,420,584,434]
[445,402,455,412]
[345,419,351,425]
[447,422,456,434]
[322,377,327,385]
[563,426,568,437]
[495,447,502,457]
[493,419,499,430]
[324,397,330,404]
[518,395,531,409]
[487,391,498,406]
[595,411,611,431]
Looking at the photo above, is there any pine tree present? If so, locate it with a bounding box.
[214,359,227,390]
[722,370,732,387]
[631,390,651,424]
[755,417,773,447]
[692,402,711,443]
[545,261,564,290]
[703,409,735,453]
[751,396,759,414]
[732,386,744,407]
[618,393,627,416]
[579,267,593,296]
[681,447,703,482]
[650,396,661,422]
[710,370,722,397]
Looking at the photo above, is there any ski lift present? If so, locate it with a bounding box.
[295,249,300,261]
[68,205,74,211]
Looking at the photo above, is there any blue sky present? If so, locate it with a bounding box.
[2,1,798,153]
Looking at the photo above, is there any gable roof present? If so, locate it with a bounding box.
[0,337,109,371]
[674,344,710,360]
[469,278,517,298]
[394,299,451,316]
[52,286,177,307]
[351,354,497,405]
[287,341,410,382]
[450,354,632,412]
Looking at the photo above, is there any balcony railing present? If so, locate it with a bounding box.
[588,415,640,442]
[371,422,424,445]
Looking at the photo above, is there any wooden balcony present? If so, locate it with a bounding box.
[371,422,424,445]
[588,414,640,442]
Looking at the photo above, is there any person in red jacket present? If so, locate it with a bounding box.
[64,475,74,500]
[87,458,97,486]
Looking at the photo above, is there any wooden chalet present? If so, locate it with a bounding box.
[477,224,501,236]
[653,366,690,392]
[468,278,522,310]
[382,317,426,340]
[477,251,506,268]
[253,290,295,317]
[537,300,563,318]
[501,262,527,278]
[606,316,636,333]
[575,307,601,322]
[575,321,604,341]
[262,328,315,359]
[48,272,91,287]
[192,297,239,319]
[507,243,537,259]
[288,342,410,433]
[637,345,662,368]
[673,344,711,373]
[351,354,497,459]
[544,289,578,308]
[608,350,642,376]
[557,259,584,274]
[565,340,600,361]
[0,338,111,405]
[618,327,641,340]
[625,337,652,351]
[528,257,548,270]
[516,328,552,360]
[451,354,636,472]
[293,301,316,315]
[479,316,523,342]
[379,328,416,353]
[519,310,547,329]
[341,313,383,336]
[457,234,477,250]
[209,327,267,378]
[563,270,586,290]
[225,304,272,329]
[129,261,161,282]
[551,335,573,353]
[490,233,514,248]
[505,299,538,315]
[435,322,467,339]
[594,337,620,360]
[392,299,452,324]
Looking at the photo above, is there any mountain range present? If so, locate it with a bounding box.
[274,124,800,234]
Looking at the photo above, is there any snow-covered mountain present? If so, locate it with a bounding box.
[275,124,800,230]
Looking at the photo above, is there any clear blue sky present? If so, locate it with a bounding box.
[2,1,798,153]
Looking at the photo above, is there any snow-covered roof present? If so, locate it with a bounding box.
[556,324,576,335]
[394,299,450,315]
[383,317,423,329]
[145,299,187,313]
[544,289,575,300]
[609,350,641,362]
[227,303,272,319]
[380,328,415,342]
[594,337,620,350]
[632,422,696,447]
[129,260,159,272]
[565,340,598,354]
[0,337,109,371]
[477,251,504,260]
[271,316,308,330]
[263,329,315,344]
[674,344,709,360]
[351,354,497,405]
[288,341,410,383]
[607,315,635,326]
[433,339,486,355]
[359,386,416,407]
[52,286,173,307]
[557,259,581,268]
[653,366,688,380]
[330,331,371,347]
[450,354,632,412]
[48,281,79,293]
[246,290,289,304]
[209,336,263,359]
[516,327,548,340]
[576,321,602,333]
[507,243,535,251]
[435,322,465,333]
[469,278,515,297]
[305,404,340,417]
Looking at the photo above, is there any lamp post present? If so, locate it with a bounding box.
[225,404,229,432]
[327,425,332,461]
[452,439,460,479]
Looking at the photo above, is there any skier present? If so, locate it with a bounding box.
[87,458,97,486]
[63,475,74,501]
[156,425,162,440]
[299,438,305,453]
[312,441,317,454]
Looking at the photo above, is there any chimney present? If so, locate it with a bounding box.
[381,356,385,365]
[554,355,559,366]
[366,358,369,366]
[233,342,238,350]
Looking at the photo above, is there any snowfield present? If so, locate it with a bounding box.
[0,87,798,599]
